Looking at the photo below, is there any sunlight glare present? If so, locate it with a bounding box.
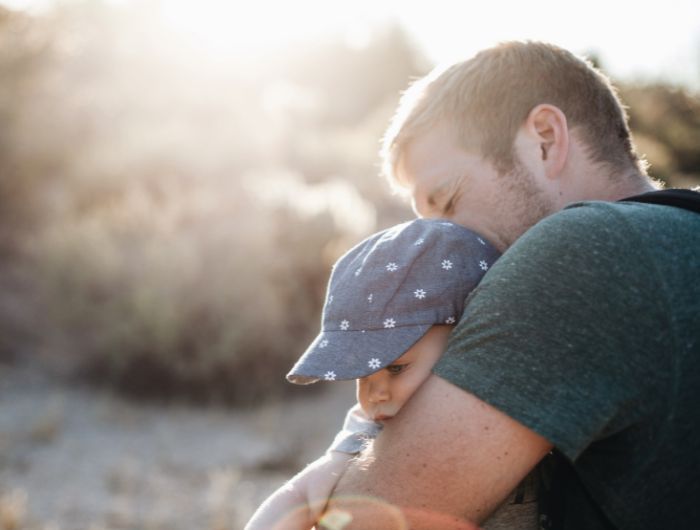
[159,0,365,55]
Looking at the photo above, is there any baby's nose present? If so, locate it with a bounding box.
[369,377,390,403]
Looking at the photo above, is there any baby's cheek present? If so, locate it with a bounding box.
[356,386,372,417]
[400,376,427,407]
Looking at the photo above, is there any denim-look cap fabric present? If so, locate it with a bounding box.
[286,218,500,384]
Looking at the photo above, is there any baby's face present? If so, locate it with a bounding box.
[356,325,451,422]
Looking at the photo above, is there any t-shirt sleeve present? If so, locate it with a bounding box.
[327,403,383,454]
[433,202,672,461]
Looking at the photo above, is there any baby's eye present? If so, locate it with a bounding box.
[386,364,408,375]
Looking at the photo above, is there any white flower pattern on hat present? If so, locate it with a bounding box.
[288,220,499,386]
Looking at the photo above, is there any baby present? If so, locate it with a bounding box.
[245,218,508,530]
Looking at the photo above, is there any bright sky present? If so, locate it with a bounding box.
[3,0,699,88]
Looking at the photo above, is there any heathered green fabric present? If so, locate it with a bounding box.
[434,200,700,529]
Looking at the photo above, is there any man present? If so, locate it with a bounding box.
[324,41,700,529]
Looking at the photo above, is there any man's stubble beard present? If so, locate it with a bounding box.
[497,161,558,249]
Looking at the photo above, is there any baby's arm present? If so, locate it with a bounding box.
[245,405,381,530]
[244,451,352,530]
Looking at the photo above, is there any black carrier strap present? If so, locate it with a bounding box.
[619,188,700,214]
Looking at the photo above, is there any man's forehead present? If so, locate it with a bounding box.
[400,129,461,175]
[397,124,479,184]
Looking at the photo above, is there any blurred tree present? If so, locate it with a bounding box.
[581,52,700,187]
[262,24,424,226]
[0,7,58,254]
[278,23,429,128]
[622,83,700,187]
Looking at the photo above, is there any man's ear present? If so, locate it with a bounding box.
[525,104,569,179]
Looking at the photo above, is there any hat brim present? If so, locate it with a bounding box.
[286,324,432,384]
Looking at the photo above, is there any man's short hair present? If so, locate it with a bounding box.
[382,41,646,188]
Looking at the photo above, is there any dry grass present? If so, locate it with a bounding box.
[0,363,356,530]
[0,490,27,530]
[206,468,240,530]
[27,399,63,445]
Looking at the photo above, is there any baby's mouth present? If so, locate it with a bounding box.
[373,414,394,422]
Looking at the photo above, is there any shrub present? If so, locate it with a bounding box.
[30,172,376,405]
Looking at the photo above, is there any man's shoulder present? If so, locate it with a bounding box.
[479,198,697,312]
[538,198,667,231]
[499,201,627,265]
[544,197,698,230]
[508,198,697,260]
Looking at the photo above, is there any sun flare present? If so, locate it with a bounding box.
[158,0,372,56]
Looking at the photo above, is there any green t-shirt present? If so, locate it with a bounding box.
[434,200,700,529]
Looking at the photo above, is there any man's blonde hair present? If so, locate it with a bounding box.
[382,41,645,189]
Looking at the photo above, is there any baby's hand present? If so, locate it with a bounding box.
[304,451,354,521]
[244,452,353,530]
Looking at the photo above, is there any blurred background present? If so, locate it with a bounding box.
[0,0,698,528]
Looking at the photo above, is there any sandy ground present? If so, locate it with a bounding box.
[0,360,356,530]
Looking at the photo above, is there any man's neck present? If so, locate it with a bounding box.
[572,170,659,205]
[600,171,659,201]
